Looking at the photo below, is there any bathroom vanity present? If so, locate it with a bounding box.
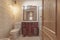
[22,21,39,36]
[21,5,39,37]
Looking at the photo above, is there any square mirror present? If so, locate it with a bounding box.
[23,5,38,21]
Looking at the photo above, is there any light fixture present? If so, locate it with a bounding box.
[11,0,17,4]
[29,17,33,20]
[14,0,16,4]
[29,11,33,20]
[9,0,19,16]
[12,5,19,14]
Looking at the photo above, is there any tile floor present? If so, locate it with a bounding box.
[16,36,40,40]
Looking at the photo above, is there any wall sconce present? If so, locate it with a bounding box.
[8,0,20,21]
[14,0,17,4]
[9,0,19,15]
[12,6,19,14]
[9,5,19,16]
[12,0,17,5]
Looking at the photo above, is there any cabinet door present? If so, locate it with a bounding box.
[42,0,57,40]
[22,22,27,36]
[22,22,39,36]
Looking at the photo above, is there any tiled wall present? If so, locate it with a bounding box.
[0,0,14,38]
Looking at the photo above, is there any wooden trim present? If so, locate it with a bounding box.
[42,0,44,40]
[56,0,57,36]
[43,26,56,34]
[43,31,55,40]
[42,0,44,26]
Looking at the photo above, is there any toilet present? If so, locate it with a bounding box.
[10,22,21,40]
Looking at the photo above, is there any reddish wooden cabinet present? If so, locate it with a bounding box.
[21,22,39,37]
